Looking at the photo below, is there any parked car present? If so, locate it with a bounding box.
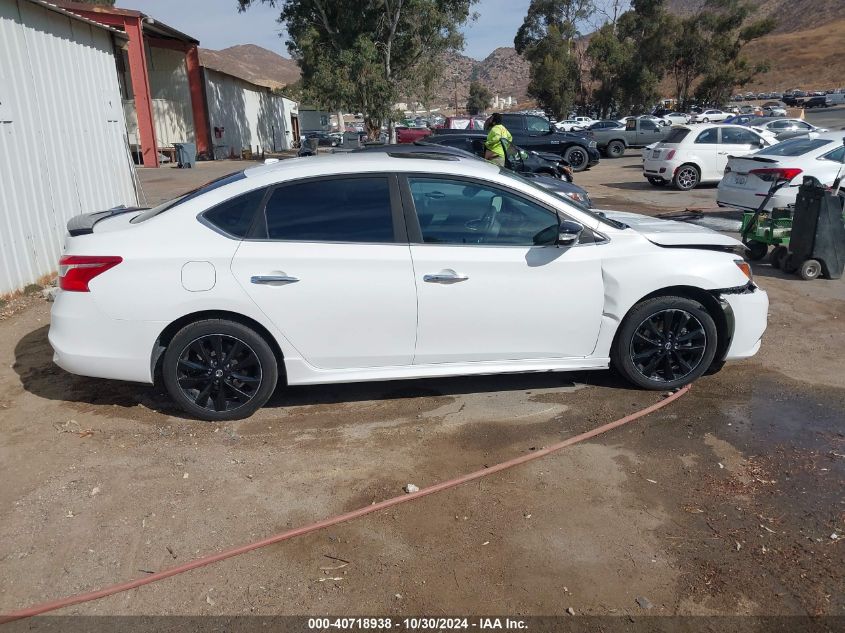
[690,109,731,123]
[587,120,625,130]
[717,132,845,211]
[782,94,805,107]
[746,117,828,141]
[592,117,672,158]
[762,105,786,117]
[420,135,575,182]
[396,126,432,144]
[51,154,768,420]
[662,112,691,125]
[804,95,832,108]
[723,114,758,126]
[642,124,776,190]
[555,119,588,131]
[468,113,601,171]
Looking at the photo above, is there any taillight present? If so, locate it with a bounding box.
[58,255,122,292]
[666,149,676,160]
[749,167,802,182]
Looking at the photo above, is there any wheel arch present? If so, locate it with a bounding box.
[614,285,733,372]
[151,310,287,385]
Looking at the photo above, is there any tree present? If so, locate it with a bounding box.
[585,22,632,118]
[514,0,594,120]
[238,0,476,139]
[466,81,491,115]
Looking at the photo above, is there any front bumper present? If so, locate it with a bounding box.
[587,147,601,166]
[49,290,164,384]
[718,284,769,360]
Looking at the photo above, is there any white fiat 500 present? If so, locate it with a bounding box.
[50,154,768,421]
[643,124,775,190]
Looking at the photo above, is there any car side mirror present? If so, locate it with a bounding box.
[557,219,584,246]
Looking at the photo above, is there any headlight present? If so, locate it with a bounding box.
[588,140,597,147]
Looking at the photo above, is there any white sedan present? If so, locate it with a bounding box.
[555,119,587,131]
[691,109,731,123]
[643,124,776,190]
[718,132,845,211]
[50,154,768,421]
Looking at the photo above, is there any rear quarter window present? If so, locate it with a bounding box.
[131,171,247,224]
[664,128,691,144]
[201,187,268,238]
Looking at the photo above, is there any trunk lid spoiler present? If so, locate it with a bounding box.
[67,206,147,236]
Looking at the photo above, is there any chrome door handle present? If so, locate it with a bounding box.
[423,272,468,284]
[250,275,299,285]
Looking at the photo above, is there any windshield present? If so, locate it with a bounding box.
[131,171,247,223]
[498,169,627,229]
[762,137,833,157]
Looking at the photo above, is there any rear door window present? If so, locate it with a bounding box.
[526,116,551,133]
[262,176,396,243]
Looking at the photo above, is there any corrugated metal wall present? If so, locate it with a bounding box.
[204,68,294,157]
[0,0,138,295]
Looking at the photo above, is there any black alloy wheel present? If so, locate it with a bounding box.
[564,146,588,171]
[176,334,262,414]
[612,296,718,390]
[629,309,707,383]
[162,319,279,421]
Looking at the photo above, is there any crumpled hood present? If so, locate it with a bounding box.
[599,210,743,248]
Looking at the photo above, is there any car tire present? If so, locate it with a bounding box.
[606,140,625,159]
[647,177,666,187]
[744,240,768,261]
[612,296,718,390]
[702,117,710,123]
[162,319,279,421]
[770,245,787,269]
[673,164,700,190]
[563,145,589,171]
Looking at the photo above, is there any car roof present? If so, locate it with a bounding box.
[243,152,499,181]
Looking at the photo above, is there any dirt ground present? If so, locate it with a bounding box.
[0,153,843,624]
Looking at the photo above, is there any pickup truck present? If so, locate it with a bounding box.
[592,117,672,158]
[432,112,599,171]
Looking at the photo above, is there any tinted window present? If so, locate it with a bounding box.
[821,145,845,163]
[264,177,394,242]
[526,116,550,132]
[640,120,657,131]
[203,188,267,237]
[132,171,247,223]
[664,128,691,144]
[695,128,718,144]
[763,138,833,156]
[721,127,760,145]
[794,121,812,130]
[408,178,558,246]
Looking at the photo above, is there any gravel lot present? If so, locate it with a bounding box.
[1,129,843,621]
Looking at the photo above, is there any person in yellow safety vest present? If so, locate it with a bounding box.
[484,113,512,167]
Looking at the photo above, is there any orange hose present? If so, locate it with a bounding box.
[0,384,690,623]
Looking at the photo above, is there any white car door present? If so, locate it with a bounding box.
[716,127,766,177]
[231,175,417,370]
[403,176,604,364]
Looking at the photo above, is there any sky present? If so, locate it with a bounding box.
[115,0,535,61]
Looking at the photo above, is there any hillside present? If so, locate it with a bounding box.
[198,0,840,107]
[198,44,300,90]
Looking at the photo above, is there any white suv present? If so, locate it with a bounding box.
[643,124,776,190]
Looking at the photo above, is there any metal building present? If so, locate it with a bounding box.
[0,0,139,296]
[203,67,299,158]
